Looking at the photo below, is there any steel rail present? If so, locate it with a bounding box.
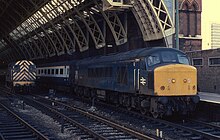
[43,96,156,140]
[25,95,157,140]
[0,102,49,140]
[51,93,220,140]
[22,96,109,140]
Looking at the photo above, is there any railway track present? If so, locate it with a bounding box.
[41,94,220,140]
[20,95,157,140]
[177,119,220,139]
[0,102,49,140]
[1,87,220,140]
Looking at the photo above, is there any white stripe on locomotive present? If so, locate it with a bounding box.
[12,60,36,81]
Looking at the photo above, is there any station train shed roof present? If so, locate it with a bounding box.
[0,0,175,65]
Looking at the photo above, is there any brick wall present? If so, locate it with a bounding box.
[179,0,202,52]
[187,49,220,93]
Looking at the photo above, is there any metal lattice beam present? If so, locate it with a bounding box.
[131,0,174,41]
[0,0,175,63]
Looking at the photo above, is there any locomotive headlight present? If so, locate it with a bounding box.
[171,79,176,83]
[183,79,187,83]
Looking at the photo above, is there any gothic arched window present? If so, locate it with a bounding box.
[191,3,198,37]
[182,2,190,36]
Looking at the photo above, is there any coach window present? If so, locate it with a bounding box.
[52,69,55,74]
[38,69,40,75]
[41,69,43,74]
[55,69,59,74]
[48,69,51,75]
[60,68,64,75]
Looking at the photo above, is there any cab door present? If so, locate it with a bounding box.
[139,60,148,94]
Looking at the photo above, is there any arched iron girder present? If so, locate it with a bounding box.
[19,22,44,59]
[25,15,57,57]
[14,1,57,57]
[93,0,127,46]
[12,11,46,60]
[15,31,34,59]
[37,11,67,56]
[49,0,96,52]
[22,0,88,53]
[0,0,13,17]
[1,20,27,60]
[12,25,39,59]
[19,0,62,56]
[54,2,90,52]
[4,7,42,60]
[131,0,174,42]
[0,48,15,63]
[25,19,51,58]
[3,1,48,60]
[3,36,24,60]
[67,0,106,49]
[72,21,89,52]
[1,0,41,37]
[0,0,175,61]
[44,2,76,54]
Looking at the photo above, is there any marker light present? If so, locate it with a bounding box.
[171,79,176,83]
[160,86,165,90]
[193,85,196,90]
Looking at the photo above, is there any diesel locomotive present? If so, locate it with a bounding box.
[36,47,200,118]
[6,60,36,93]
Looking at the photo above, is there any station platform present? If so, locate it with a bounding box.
[198,92,220,104]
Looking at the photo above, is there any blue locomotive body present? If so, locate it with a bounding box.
[36,47,199,117]
[75,48,187,94]
[76,55,137,94]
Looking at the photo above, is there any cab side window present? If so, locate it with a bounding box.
[14,65,20,72]
[147,53,160,66]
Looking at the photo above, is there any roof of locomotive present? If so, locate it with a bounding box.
[35,47,186,67]
[77,47,186,65]
[8,60,35,67]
